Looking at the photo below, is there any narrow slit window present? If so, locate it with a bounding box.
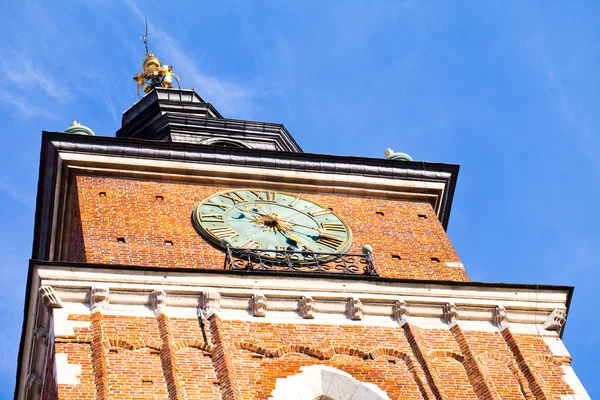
[418,214,427,219]
[117,237,126,244]
[156,195,164,200]
[98,192,106,197]
[431,257,440,263]
[165,240,173,247]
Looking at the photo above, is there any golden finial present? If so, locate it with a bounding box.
[133,18,180,98]
[384,148,394,158]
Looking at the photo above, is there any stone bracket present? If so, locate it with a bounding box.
[39,285,64,309]
[443,302,458,326]
[392,299,409,326]
[252,293,267,317]
[347,298,363,321]
[543,308,567,334]
[299,296,316,319]
[90,286,109,314]
[150,289,167,316]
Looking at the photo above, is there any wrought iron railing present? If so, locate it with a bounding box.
[223,247,378,276]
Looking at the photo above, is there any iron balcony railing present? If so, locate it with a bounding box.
[223,247,378,276]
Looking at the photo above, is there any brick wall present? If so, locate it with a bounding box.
[52,313,574,399]
[67,174,468,281]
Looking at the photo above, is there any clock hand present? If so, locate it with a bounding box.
[279,230,317,252]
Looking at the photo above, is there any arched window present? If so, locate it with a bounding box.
[270,365,390,400]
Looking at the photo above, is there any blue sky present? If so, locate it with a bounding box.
[1,1,598,398]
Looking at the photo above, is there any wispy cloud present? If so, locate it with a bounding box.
[0,87,53,120]
[123,0,252,116]
[0,52,71,102]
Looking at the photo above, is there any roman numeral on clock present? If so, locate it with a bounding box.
[220,191,246,204]
[320,222,346,232]
[199,213,225,222]
[239,238,261,249]
[205,200,229,211]
[317,234,344,249]
[251,190,277,202]
[309,209,331,217]
[208,226,239,239]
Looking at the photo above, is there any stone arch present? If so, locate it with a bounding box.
[269,365,391,400]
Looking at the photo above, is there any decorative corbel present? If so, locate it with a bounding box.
[393,299,409,326]
[443,302,458,326]
[150,289,167,316]
[299,296,316,319]
[39,286,64,309]
[200,291,221,319]
[90,286,109,314]
[251,293,267,317]
[26,372,43,395]
[493,305,508,330]
[33,326,48,344]
[347,298,363,321]
[543,308,567,334]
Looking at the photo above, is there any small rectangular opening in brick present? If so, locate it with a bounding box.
[155,195,164,200]
[109,349,118,354]
[388,359,397,364]
[98,192,106,197]
[117,237,126,244]
[391,254,402,260]
[142,379,153,384]
[328,207,334,211]
[418,214,427,219]
[251,354,264,359]
[164,240,173,247]
[375,210,385,216]
[430,257,440,262]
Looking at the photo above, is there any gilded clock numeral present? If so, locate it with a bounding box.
[220,191,246,205]
[309,209,331,217]
[289,197,299,207]
[205,200,229,211]
[320,222,346,232]
[251,190,277,202]
[200,213,225,222]
[317,234,344,249]
[239,238,262,249]
[208,226,239,239]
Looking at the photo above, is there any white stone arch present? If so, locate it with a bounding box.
[269,365,391,400]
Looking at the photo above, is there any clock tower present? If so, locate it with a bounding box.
[15,45,589,399]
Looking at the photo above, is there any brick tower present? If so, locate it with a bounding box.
[15,45,589,400]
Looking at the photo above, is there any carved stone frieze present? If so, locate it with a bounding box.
[39,285,64,309]
[252,294,267,317]
[150,289,167,316]
[90,286,110,314]
[200,291,221,318]
[392,299,409,326]
[299,296,316,319]
[444,302,458,326]
[543,308,567,334]
[493,305,508,330]
[347,298,363,321]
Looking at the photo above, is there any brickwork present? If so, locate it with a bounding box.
[47,311,578,400]
[66,182,85,263]
[68,175,468,281]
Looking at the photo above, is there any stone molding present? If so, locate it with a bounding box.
[33,265,569,334]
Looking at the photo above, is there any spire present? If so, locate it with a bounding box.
[133,18,180,98]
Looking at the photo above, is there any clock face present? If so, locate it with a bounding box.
[193,189,352,257]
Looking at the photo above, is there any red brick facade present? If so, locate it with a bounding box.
[52,314,575,399]
[68,174,468,282]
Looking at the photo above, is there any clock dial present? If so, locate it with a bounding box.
[193,189,352,258]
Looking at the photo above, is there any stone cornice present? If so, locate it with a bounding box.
[34,263,571,332]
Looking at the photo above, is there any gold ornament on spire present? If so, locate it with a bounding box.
[133,18,180,98]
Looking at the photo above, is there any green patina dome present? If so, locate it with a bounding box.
[64,121,95,136]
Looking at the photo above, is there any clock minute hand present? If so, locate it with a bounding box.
[280,219,321,232]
